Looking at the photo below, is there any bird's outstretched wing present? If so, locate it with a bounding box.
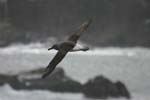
[42,50,68,78]
[67,18,93,43]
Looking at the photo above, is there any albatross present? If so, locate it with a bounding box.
[42,18,93,78]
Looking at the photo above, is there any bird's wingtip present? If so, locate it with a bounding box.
[87,16,95,22]
[79,17,94,32]
[41,73,48,79]
[87,16,95,24]
[41,70,50,79]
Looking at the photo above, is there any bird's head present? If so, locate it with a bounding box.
[48,44,58,50]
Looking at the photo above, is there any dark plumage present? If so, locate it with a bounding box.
[42,18,93,79]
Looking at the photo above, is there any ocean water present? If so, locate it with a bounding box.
[0,43,150,100]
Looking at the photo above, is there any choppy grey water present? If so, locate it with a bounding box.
[0,43,150,100]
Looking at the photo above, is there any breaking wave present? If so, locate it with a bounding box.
[0,42,149,56]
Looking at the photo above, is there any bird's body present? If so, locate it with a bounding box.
[42,18,93,78]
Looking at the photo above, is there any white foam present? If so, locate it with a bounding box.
[0,43,48,54]
[0,43,149,56]
[71,47,137,56]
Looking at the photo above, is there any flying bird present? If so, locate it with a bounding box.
[42,18,93,78]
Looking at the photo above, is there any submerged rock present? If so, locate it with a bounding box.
[82,75,131,99]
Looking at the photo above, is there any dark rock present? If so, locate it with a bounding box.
[82,75,131,99]
[115,81,131,99]
[0,68,131,99]
[18,67,82,92]
[0,67,82,93]
[0,74,18,85]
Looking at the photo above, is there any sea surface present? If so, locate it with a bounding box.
[0,43,150,100]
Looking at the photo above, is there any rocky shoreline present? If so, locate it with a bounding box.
[0,67,131,99]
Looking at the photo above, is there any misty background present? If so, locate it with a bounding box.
[0,0,150,47]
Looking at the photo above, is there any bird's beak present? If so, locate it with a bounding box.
[48,47,53,50]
